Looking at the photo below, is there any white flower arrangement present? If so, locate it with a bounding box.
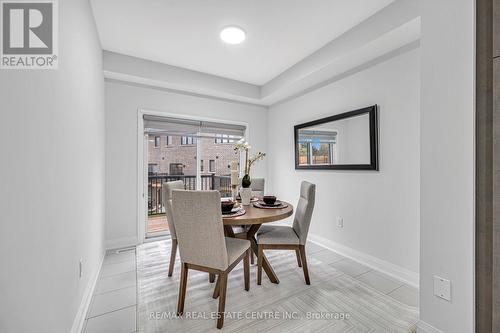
[234,138,266,186]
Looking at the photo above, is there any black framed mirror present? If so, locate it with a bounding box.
[294,105,379,170]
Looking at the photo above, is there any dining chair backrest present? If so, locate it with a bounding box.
[292,181,316,245]
[250,178,265,197]
[172,190,229,271]
[239,177,265,197]
[162,180,185,239]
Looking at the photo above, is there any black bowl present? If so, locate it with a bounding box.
[263,196,277,205]
[221,201,235,214]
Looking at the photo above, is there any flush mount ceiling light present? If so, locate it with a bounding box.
[220,26,246,45]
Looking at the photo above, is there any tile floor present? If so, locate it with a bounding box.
[83,241,418,333]
[84,248,137,333]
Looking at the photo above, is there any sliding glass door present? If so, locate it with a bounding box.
[146,134,198,236]
[143,115,245,238]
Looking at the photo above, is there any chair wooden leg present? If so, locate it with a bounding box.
[298,245,310,285]
[177,262,188,315]
[216,272,228,329]
[295,248,302,267]
[212,275,220,299]
[247,225,255,264]
[168,239,178,277]
[243,249,250,291]
[209,273,215,283]
[257,245,264,285]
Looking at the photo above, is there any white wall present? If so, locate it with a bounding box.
[267,48,420,284]
[0,1,105,332]
[105,82,268,247]
[418,0,475,332]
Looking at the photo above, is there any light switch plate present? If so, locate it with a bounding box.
[433,275,451,301]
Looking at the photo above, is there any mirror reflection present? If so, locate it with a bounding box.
[295,106,378,170]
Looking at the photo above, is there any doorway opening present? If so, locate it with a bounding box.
[140,113,246,239]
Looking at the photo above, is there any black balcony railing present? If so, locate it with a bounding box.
[147,174,232,215]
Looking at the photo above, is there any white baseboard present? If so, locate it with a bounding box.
[417,320,444,333]
[308,233,419,288]
[70,252,105,333]
[106,236,138,250]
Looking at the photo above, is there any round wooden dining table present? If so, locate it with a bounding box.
[222,201,294,284]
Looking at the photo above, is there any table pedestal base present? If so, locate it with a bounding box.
[224,224,279,284]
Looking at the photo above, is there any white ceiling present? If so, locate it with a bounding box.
[91,0,394,85]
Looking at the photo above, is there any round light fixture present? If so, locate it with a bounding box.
[220,26,246,45]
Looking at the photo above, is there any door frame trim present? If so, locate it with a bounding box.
[475,0,495,330]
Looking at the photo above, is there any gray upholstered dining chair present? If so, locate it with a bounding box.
[249,178,265,197]
[162,180,184,277]
[239,177,265,197]
[255,181,316,285]
[172,190,251,329]
[237,177,265,264]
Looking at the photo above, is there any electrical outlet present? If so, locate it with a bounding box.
[337,217,344,228]
[79,259,83,278]
[433,275,451,301]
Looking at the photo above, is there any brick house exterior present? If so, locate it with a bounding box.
[148,135,239,176]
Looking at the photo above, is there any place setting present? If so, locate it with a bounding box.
[253,195,289,209]
[235,195,260,203]
[221,199,246,217]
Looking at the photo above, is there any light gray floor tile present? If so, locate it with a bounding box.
[305,241,325,254]
[104,251,136,265]
[88,286,137,318]
[136,240,419,332]
[357,270,403,294]
[388,285,419,307]
[85,305,136,333]
[101,260,136,278]
[330,258,372,277]
[309,249,345,264]
[95,271,136,294]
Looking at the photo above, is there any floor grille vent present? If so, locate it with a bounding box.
[115,247,136,254]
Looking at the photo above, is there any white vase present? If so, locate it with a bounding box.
[240,187,252,206]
